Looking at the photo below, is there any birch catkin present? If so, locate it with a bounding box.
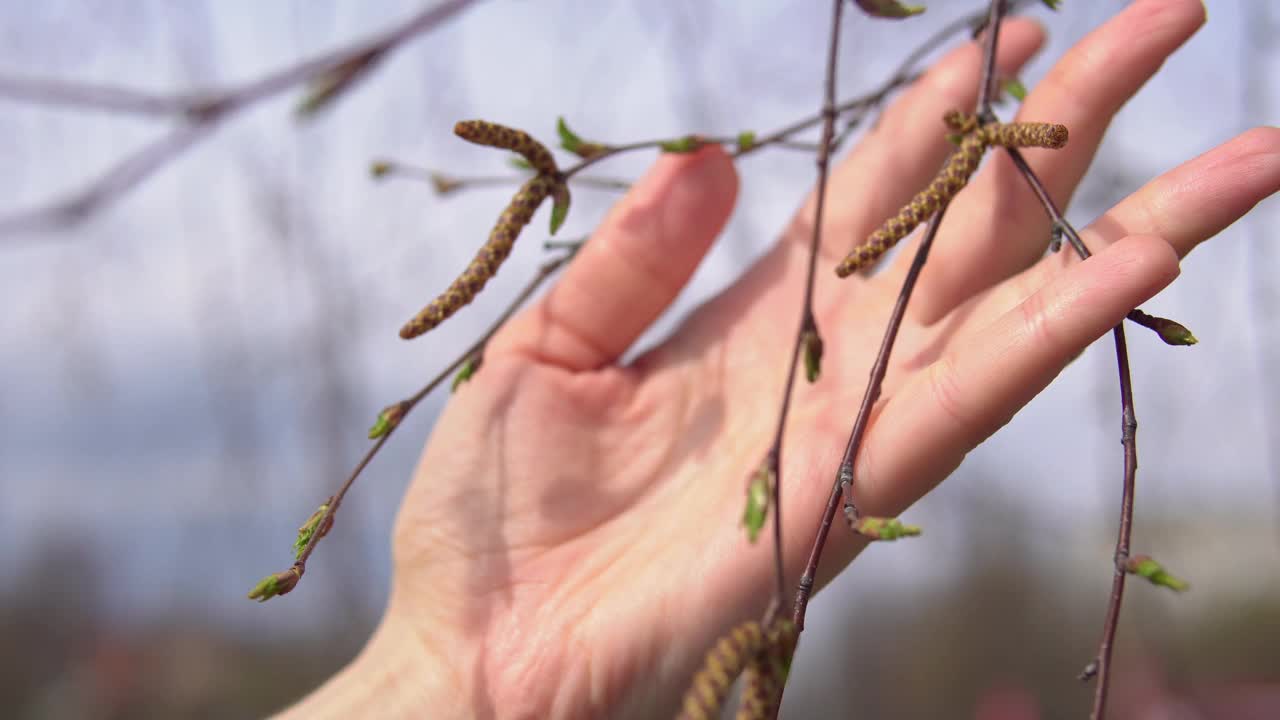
[943,109,1069,150]
[834,131,986,277]
[676,621,767,720]
[398,174,554,339]
[834,110,1069,277]
[735,620,798,720]
[454,120,559,176]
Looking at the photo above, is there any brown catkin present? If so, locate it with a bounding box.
[835,110,1069,277]
[943,108,979,134]
[736,663,780,720]
[454,120,558,176]
[978,120,1068,149]
[734,620,798,720]
[943,110,1068,148]
[834,132,986,277]
[676,621,767,720]
[399,175,553,339]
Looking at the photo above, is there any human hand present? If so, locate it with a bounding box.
[285,2,1278,717]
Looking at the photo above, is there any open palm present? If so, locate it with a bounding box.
[286,2,1279,718]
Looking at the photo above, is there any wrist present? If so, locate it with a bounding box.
[274,611,461,719]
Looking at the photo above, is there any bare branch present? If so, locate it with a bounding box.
[0,124,210,238]
[0,0,480,239]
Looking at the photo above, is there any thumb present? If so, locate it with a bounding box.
[489,145,738,371]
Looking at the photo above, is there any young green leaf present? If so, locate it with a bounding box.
[556,116,583,154]
[802,327,824,383]
[452,354,482,392]
[742,462,773,543]
[550,183,571,235]
[293,503,333,560]
[736,130,758,153]
[556,117,609,158]
[1003,78,1028,102]
[853,0,926,19]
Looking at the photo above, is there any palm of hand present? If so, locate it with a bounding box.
[375,3,1277,717]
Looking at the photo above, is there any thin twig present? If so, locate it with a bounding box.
[1088,326,1137,719]
[763,0,845,629]
[289,247,576,579]
[975,0,1006,121]
[1,0,1003,239]
[996,147,1146,720]
[976,6,1146,713]
[0,0,479,238]
[1002,147,1185,342]
[791,206,950,630]
[0,75,190,116]
[375,163,631,194]
[0,0,478,117]
[0,124,211,238]
[793,0,1010,634]
[826,0,1037,155]
[561,71,928,180]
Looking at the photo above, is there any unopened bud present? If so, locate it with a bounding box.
[851,515,922,541]
[452,354,482,392]
[1125,554,1189,592]
[430,173,464,196]
[802,327,824,383]
[659,135,705,154]
[368,401,409,439]
[247,567,301,603]
[296,49,383,118]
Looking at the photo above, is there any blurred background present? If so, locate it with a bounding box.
[0,1,1276,717]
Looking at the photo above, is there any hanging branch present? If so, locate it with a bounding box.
[1082,324,1138,717]
[992,141,1191,720]
[0,0,479,238]
[676,1,853,714]
[677,2,1069,717]
[369,161,631,195]
[233,13,1200,718]
[0,0,1017,242]
[249,246,578,601]
[794,0,1012,634]
[760,0,847,641]
[254,5,997,601]
[999,149,1197,346]
[834,111,1067,276]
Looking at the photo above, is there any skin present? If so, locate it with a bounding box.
[281,1,1279,717]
